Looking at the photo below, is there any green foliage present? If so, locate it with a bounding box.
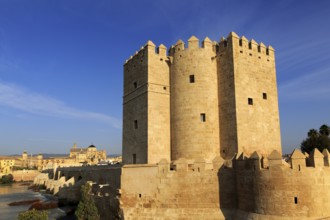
[301,124,330,154]
[17,209,48,220]
[0,174,14,184]
[75,183,100,220]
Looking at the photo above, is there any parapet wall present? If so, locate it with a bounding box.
[33,148,330,220]
[120,157,236,220]
[235,149,330,219]
[120,149,330,219]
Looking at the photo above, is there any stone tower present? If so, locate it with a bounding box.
[169,36,220,162]
[22,151,28,167]
[218,32,281,159]
[122,32,282,164]
[122,41,171,164]
[37,153,43,170]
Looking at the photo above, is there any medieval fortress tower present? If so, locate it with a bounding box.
[123,32,281,164]
[34,32,330,220]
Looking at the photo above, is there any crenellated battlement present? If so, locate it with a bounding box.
[124,40,169,66]
[231,148,330,173]
[218,32,274,58]
[168,36,217,56]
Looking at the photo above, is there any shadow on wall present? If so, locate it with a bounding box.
[218,164,237,219]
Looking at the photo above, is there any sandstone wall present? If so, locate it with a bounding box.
[120,158,236,220]
[147,43,171,164]
[217,35,238,159]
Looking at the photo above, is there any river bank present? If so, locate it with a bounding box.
[0,183,68,220]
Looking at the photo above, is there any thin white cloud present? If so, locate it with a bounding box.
[0,81,122,128]
[278,67,330,101]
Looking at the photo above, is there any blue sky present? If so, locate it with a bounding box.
[0,0,329,155]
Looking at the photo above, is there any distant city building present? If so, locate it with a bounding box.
[41,144,107,169]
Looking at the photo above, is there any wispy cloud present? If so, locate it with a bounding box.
[278,67,330,101]
[0,81,122,128]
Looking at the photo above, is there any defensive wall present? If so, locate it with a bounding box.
[34,148,330,219]
[34,165,122,219]
[12,170,40,182]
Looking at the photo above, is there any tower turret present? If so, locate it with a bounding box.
[170,36,220,162]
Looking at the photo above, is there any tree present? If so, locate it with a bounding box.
[0,174,14,184]
[17,209,48,220]
[319,124,330,136]
[75,183,100,220]
[301,124,330,154]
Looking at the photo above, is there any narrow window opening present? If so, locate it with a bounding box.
[263,93,267,100]
[198,167,200,172]
[200,113,206,122]
[133,154,136,164]
[224,41,228,47]
[294,197,298,204]
[133,82,137,88]
[298,165,301,171]
[248,98,253,105]
[266,49,269,55]
[139,193,142,198]
[248,42,252,49]
[258,46,261,53]
[189,75,195,83]
[134,120,138,129]
[163,86,166,90]
[239,39,242,46]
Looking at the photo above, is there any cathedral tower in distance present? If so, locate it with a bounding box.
[123,32,281,164]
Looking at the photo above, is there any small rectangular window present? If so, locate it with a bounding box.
[133,82,137,88]
[248,98,253,105]
[248,42,252,49]
[200,113,206,122]
[134,120,138,129]
[258,46,261,53]
[239,39,242,46]
[189,75,195,83]
[133,154,136,164]
[263,93,267,100]
[266,48,269,55]
[294,197,298,204]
